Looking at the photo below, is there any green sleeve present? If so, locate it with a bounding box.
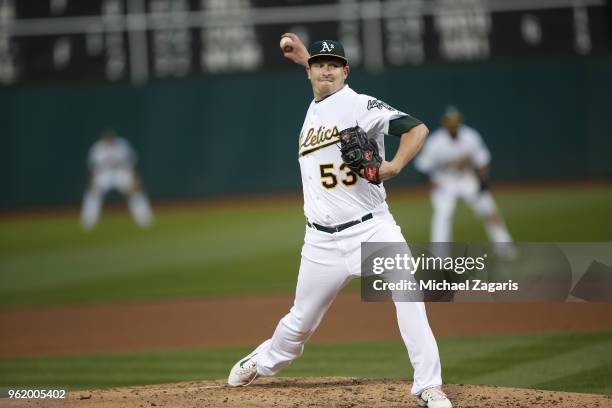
[388,115,423,137]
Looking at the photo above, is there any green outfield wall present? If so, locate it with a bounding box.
[2,57,611,208]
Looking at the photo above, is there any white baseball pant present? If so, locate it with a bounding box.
[252,211,442,395]
[80,169,153,229]
[431,177,511,243]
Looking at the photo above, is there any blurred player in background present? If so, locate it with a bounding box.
[80,131,153,230]
[415,107,514,248]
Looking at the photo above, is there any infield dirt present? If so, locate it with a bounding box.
[1,293,611,357]
[2,294,612,407]
[1,378,611,408]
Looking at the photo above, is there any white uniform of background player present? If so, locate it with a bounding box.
[415,107,513,245]
[80,132,153,230]
[228,37,452,408]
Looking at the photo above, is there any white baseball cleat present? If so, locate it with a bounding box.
[416,386,452,408]
[227,351,259,387]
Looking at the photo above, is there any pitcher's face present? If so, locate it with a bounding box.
[307,58,349,101]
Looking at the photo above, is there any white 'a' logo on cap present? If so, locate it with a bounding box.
[321,42,334,52]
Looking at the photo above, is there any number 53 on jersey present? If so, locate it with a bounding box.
[319,163,357,189]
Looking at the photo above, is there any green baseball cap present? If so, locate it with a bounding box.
[442,105,463,120]
[308,40,348,65]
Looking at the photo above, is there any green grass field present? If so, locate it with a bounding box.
[1,185,611,395]
[1,186,611,308]
[0,332,610,394]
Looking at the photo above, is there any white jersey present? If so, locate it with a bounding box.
[414,124,490,186]
[88,137,136,173]
[298,85,408,225]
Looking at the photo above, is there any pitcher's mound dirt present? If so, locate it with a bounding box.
[5,378,611,408]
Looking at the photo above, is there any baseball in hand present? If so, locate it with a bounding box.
[280,36,293,52]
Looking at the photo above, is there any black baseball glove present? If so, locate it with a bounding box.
[339,126,382,185]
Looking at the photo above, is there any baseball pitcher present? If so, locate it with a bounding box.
[227,35,452,408]
[80,131,153,230]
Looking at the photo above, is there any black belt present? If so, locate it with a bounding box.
[307,213,373,234]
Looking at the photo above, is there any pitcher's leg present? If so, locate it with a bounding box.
[395,301,442,395]
[367,218,443,395]
[256,247,351,376]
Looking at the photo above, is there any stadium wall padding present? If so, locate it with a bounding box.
[2,57,611,208]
